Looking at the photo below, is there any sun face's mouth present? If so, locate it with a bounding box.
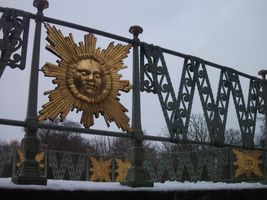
[84,82,98,95]
[85,82,96,90]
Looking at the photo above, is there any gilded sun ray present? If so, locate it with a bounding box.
[38,23,132,132]
[233,149,263,178]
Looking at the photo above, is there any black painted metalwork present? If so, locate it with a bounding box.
[11,2,47,185]
[0,8,30,77]
[140,43,265,148]
[2,146,265,183]
[0,4,266,186]
[121,26,153,188]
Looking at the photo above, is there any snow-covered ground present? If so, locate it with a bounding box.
[0,178,267,191]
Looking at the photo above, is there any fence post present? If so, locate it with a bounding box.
[258,69,267,183]
[120,26,153,187]
[12,0,48,185]
[258,70,267,147]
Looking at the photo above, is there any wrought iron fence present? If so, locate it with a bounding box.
[140,43,266,148]
[0,1,267,187]
[1,146,266,183]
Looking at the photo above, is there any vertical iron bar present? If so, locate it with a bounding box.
[258,70,267,147]
[257,69,267,183]
[262,80,267,183]
[12,0,48,185]
[111,158,115,182]
[263,81,267,147]
[120,26,153,187]
[131,30,142,133]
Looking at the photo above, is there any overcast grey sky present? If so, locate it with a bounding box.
[0,0,267,142]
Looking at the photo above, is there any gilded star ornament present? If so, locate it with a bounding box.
[90,157,112,182]
[233,149,263,178]
[115,158,131,182]
[38,23,132,132]
[16,149,45,169]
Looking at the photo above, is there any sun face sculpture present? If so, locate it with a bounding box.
[233,149,263,178]
[38,23,132,132]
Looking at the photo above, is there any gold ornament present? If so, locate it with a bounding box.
[233,149,263,178]
[90,157,112,182]
[115,158,131,182]
[38,23,132,132]
[16,149,45,169]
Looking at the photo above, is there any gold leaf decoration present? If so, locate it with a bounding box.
[115,158,131,182]
[16,149,45,169]
[38,23,132,133]
[233,149,263,178]
[90,157,112,182]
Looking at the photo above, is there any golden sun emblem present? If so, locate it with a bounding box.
[233,149,263,178]
[38,23,132,132]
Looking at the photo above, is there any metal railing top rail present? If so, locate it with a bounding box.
[0,6,260,81]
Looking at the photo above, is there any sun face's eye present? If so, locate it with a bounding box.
[81,71,88,76]
[77,69,90,77]
[94,72,101,79]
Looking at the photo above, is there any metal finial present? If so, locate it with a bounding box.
[258,69,267,79]
[129,25,143,38]
[33,0,49,12]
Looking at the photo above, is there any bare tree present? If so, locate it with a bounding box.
[88,136,113,156]
[224,128,241,145]
[109,137,131,156]
[188,113,209,143]
[37,119,92,153]
[254,116,267,147]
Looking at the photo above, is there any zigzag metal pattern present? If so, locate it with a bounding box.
[140,44,176,137]
[172,58,197,140]
[140,43,264,148]
[143,156,176,182]
[48,151,86,180]
[227,72,263,147]
[143,150,230,182]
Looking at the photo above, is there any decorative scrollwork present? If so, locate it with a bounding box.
[173,58,198,140]
[0,8,30,77]
[256,80,265,114]
[141,42,263,147]
[141,43,176,137]
[195,62,226,144]
[227,71,258,148]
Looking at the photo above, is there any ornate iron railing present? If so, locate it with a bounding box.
[0,8,30,77]
[1,146,266,183]
[140,43,266,148]
[0,2,267,186]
